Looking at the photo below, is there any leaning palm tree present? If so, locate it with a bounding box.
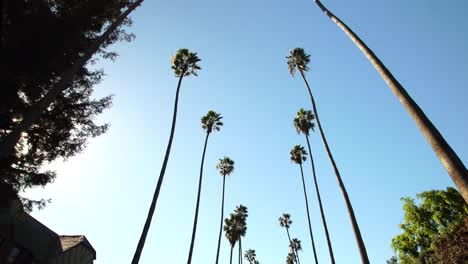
[310,1,467,203]
[215,156,235,264]
[290,145,319,264]
[279,213,300,264]
[0,0,146,164]
[234,205,248,264]
[187,110,223,264]
[244,249,260,264]
[133,48,201,264]
[294,108,335,263]
[287,47,368,263]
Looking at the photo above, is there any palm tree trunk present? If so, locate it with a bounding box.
[131,73,185,264]
[215,176,226,264]
[299,69,369,264]
[312,0,468,203]
[286,228,300,264]
[305,135,335,263]
[299,164,319,264]
[230,245,234,264]
[238,238,242,264]
[0,0,145,163]
[187,132,211,264]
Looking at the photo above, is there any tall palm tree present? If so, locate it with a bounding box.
[278,213,300,264]
[132,49,201,264]
[287,47,368,263]
[215,156,235,264]
[234,205,248,264]
[290,145,319,264]
[290,238,303,262]
[0,0,146,162]
[224,216,238,264]
[225,207,247,264]
[310,0,468,203]
[187,110,223,264]
[294,108,335,263]
[244,249,260,264]
[286,251,297,264]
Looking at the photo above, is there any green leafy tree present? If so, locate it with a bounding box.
[215,157,235,264]
[287,47,369,263]
[0,0,138,211]
[132,49,201,264]
[244,249,260,264]
[293,108,335,263]
[391,187,468,263]
[290,144,319,264]
[310,0,468,203]
[187,110,223,264]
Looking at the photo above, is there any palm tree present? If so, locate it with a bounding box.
[278,213,300,264]
[234,205,248,264]
[290,238,303,262]
[215,157,235,264]
[287,47,368,263]
[286,251,297,264]
[132,49,201,264]
[310,0,468,203]
[225,207,247,264]
[187,110,223,264]
[224,216,238,264]
[294,108,335,263]
[290,145,319,264]
[0,0,146,162]
[244,249,260,264]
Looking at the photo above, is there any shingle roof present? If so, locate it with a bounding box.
[60,235,96,259]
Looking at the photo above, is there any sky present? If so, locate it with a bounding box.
[28,0,468,263]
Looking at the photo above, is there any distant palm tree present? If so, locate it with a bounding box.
[187,110,223,264]
[234,205,248,264]
[244,249,260,264]
[133,48,201,264]
[224,216,238,264]
[311,0,468,204]
[287,47,368,263]
[286,251,297,264]
[294,108,335,263]
[215,157,235,264]
[290,145,319,264]
[279,213,300,264]
[290,238,302,262]
[225,206,247,264]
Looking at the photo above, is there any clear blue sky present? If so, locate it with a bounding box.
[28,0,468,263]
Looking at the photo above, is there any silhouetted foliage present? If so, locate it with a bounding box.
[0,0,134,210]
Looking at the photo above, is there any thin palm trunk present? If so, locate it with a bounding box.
[299,164,319,264]
[312,0,468,203]
[305,135,335,263]
[238,238,242,264]
[215,176,227,264]
[286,229,300,264]
[230,245,234,264]
[187,132,211,264]
[0,0,145,163]
[299,69,369,264]
[131,73,185,264]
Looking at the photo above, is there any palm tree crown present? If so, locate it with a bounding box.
[201,110,223,133]
[279,213,292,229]
[290,145,307,165]
[286,252,297,264]
[244,249,260,264]
[216,156,235,177]
[171,48,201,77]
[293,108,315,136]
[290,238,302,252]
[287,48,310,77]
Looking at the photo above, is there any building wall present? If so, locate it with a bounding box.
[48,244,94,264]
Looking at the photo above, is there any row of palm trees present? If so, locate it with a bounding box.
[279,213,303,264]
[0,0,465,262]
